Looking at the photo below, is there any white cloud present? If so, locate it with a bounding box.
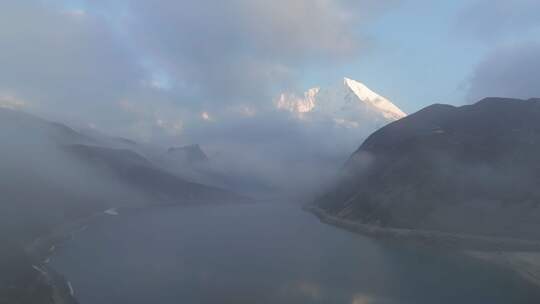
[237,106,257,117]
[0,93,26,110]
[88,0,390,108]
[201,112,212,121]
[62,9,87,18]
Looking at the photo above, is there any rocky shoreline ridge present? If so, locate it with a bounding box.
[22,207,133,304]
[464,251,540,288]
[304,205,540,287]
[22,213,104,304]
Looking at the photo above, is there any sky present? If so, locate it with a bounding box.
[1,0,539,147]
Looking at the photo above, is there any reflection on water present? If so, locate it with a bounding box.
[51,202,540,304]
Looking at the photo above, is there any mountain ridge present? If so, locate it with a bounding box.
[167,144,209,163]
[276,77,406,129]
[315,97,540,240]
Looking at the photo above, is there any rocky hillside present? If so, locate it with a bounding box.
[314,98,540,240]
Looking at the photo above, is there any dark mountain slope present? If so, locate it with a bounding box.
[65,144,246,204]
[0,108,93,146]
[315,98,540,239]
[167,144,209,163]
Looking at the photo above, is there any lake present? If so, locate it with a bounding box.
[51,202,540,304]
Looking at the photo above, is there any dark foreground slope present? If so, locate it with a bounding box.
[314,98,540,240]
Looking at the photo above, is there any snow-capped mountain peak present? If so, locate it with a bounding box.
[276,88,319,114]
[342,77,406,121]
[276,77,406,128]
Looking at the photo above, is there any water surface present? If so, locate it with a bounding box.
[52,202,540,303]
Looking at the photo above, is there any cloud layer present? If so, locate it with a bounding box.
[0,0,392,140]
[0,0,399,196]
[467,42,540,101]
[107,0,375,107]
[0,1,145,132]
[459,0,540,102]
[458,0,540,42]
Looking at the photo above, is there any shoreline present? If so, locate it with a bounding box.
[23,203,540,303]
[23,213,104,304]
[304,205,540,251]
[23,207,125,304]
[304,205,540,288]
[464,251,540,288]
[20,200,234,304]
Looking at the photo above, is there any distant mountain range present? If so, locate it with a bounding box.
[67,144,242,204]
[168,144,209,163]
[314,97,540,240]
[0,107,249,246]
[0,108,244,210]
[276,77,406,128]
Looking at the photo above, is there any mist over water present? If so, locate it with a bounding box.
[51,202,539,304]
[2,1,540,303]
